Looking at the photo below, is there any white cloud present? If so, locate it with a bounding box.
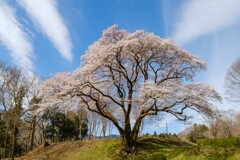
[0,1,33,70]
[19,0,73,61]
[202,29,240,110]
[172,0,240,44]
[169,0,240,111]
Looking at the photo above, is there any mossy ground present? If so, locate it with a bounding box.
[17,137,240,160]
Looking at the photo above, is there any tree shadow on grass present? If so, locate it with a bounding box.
[135,138,197,159]
[137,138,191,150]
[136,138,239,160]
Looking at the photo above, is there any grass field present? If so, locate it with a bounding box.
[17,137,240,160]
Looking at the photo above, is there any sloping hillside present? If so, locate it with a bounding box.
[17,138,240,160]
[17,139,120,160]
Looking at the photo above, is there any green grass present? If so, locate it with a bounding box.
[71,139,120,160]
[196,137,240,147]
[17,137,240,160]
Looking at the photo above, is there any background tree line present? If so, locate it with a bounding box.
[178,109,240,142]
[0,61,115,160]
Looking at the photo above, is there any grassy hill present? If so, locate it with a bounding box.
[17,137,240,160]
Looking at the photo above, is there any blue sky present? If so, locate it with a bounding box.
[1,0,240,134]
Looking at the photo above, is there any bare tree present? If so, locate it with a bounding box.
[101,117,107,138]
[220,110,236,138]
[87,111,101,139]
[207,109,223,138]
[233,113,240,136]
[225,58,240,102]
[0,62,32,159]
[24,75,43,152]
[40,25,221,153]
[26,96,42,151]
[107,120,113,138]
[77,106,88,140]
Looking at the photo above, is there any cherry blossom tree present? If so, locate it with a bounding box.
[40,25,221,153]
[38,72,71,112]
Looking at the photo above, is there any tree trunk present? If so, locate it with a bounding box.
[29,116,36,151]
[108,121,111,138]
[10,120,17,160]
[121,122,134,154]
[121,134,134,154]
[4,126,9,158]
[212,128,217,139]
[140,118,145,136]
[79,110,82,140]
[120,116,143,154]
[101,118,107,139]
[40,122,47,147]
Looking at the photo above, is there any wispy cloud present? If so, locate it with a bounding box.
[168,0,240,111]
[0,1,33,70]
[19,0,73,62]
[172,0,240,44]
